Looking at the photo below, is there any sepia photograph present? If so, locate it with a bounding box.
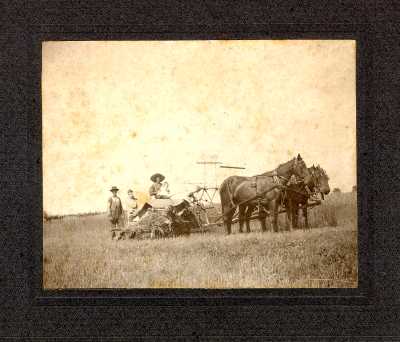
[42,40,357,289]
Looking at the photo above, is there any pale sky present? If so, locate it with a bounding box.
[42,40,356,215]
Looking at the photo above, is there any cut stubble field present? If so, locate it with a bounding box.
[43,192,358,288]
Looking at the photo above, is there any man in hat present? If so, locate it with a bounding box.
[149,173,170,199]
[108,186,124,239]
[126,189,138,221]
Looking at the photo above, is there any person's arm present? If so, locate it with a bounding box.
[130,200,138,217]
[162,181,170,193]
[121,199,125,218]
[107,197,112,216]
[149,184,157,196]
[272,170,279,183]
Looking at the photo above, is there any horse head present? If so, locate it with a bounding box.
[292,154,311,183]
[311,164,330,196]
[276,154,311,184]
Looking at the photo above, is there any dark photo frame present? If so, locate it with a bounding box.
[1,1,399,340]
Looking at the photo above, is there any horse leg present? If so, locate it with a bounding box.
[303,205,309,229]
[222,205,234,235]
[245,205,254,233]
[285,200,291,231]
[292,205,298,229]
[271,199,279,233]
[290,205,296,230]
[238,205,246,233]
[259,210,268,232]
[286,199,293,232]
[224,213,233,235]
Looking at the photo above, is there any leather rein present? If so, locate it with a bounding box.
[284,171,323,198]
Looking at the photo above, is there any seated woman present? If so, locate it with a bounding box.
[149,173,170,199]
[133,173,172,220]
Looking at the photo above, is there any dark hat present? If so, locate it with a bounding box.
[150,173,165,182]
[110,186,119,192]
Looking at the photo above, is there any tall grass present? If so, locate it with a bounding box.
[297,191,357,228]
[43,192,357,289]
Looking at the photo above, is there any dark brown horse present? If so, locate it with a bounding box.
[219,154,311,234]
[284,165,330,229]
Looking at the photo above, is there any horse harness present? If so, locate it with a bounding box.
[252,176,266,208]
[232,163,310,208]
[249,172,290,207]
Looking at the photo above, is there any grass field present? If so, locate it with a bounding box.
[43,192,357,288]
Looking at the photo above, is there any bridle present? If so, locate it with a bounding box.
[290,158,309,183]
[284,166,321,198]
[273,157,309,184]
[310,167,328,200]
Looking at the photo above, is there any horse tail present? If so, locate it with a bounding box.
[219,177,236,217]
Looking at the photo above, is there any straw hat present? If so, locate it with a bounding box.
[110,186,119,192]
[150,173,165,182]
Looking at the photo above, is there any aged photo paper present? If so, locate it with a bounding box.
[42,40,357,288]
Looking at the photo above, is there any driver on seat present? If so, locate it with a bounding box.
[134,173,183,219]
[149,173,170,199]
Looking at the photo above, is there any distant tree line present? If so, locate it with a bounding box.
[331,186,357,194]
[43,210,104,221]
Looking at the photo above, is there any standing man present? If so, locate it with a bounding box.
[108,186,123,239]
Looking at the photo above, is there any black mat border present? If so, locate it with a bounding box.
[2,1,400,339]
